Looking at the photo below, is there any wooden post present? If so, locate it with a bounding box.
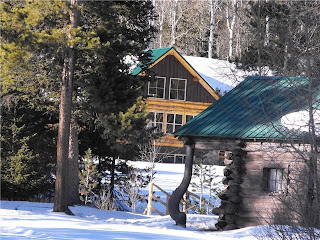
[147,182,153,216]
[183,192,188,213]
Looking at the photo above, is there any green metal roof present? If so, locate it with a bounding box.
[132,47,173,76]
[175,76,320,141]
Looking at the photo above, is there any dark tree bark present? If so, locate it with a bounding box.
[67,122,80,206]
[109,157,116,206]
[53,0,79,213]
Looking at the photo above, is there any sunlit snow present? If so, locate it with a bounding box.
[1,162,317,239]
[281,110,320,135]
[183,56,271,91]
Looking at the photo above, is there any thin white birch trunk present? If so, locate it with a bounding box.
[226,0,238,61]
[208,0,216,59]
[264,0,270,46]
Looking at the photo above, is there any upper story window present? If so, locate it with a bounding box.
[263,168,284,193]
[166,113,183,134]
[169,78,187,101]
[148,77,166,99]
[148,112,164,132]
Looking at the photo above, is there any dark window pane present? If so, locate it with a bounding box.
[149,112,155,119]
[171,79,178,89]
[149,87,156,96]
[156,113,163,122]
[156,123,163,132]
[186,115,193,123]
[166,124,174,133]
[175,156,183,163]
[178,80,185,89]
[157,89,164,98]
[178,90,185,100]
[170,89,178,99]
[175,125,181,131]
[157,78,164,88]
[175,114,182,124]
[167,114,174,123]
[162,155,174,163]
[151,81,157,88]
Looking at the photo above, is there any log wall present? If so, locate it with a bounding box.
[238,142,306,228]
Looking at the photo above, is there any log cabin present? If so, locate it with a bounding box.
[132,47,226,164]
[169,76,320,229]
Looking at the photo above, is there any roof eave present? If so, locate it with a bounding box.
[177,134,317,145]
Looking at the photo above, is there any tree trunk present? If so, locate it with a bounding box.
[208,0,216,59]
[67,122,80,205]
[170,0,179,46]
[109,157,116,206]
[158,4,165,48]
[53,0,78,213]
[226,0,238,61]
[264,0,270,46]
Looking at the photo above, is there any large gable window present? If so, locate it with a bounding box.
[169,78,187,100]
[263,168,284,193]
[148,77,165,98]
[166,113,183,134]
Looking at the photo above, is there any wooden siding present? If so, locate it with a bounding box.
[146,98,211,147]
[145,55,216,103]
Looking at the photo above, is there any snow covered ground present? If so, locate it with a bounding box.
[130,161,225,215]
[1,201,262,240]
[2,162,313,239]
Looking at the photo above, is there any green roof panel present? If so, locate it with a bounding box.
[174,76,320,141]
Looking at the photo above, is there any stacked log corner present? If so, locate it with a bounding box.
[213,146,247,231]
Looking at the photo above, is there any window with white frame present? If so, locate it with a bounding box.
[148,112,164,132]
[169,78,187,100]
[148,77,165,98]
[262,168,284,193]
[166,113,183,134]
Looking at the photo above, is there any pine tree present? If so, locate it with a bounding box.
[79,148,100,205]
[94,97,155,204]
[1,97,56,200]
[1,0,156,212]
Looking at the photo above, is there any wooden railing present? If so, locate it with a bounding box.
[143,182,214,216]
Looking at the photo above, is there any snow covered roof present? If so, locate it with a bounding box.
[281,110,320,136]
[183,55,271,93]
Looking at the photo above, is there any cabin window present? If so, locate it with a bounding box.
[148,77,165,98]
[186,115,194,123]
[166,113,183,134]
[262,168,284,193]
[148,112,164,132]
[169,78,187,100]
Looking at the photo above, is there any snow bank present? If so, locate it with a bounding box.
[0,201,261,240]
